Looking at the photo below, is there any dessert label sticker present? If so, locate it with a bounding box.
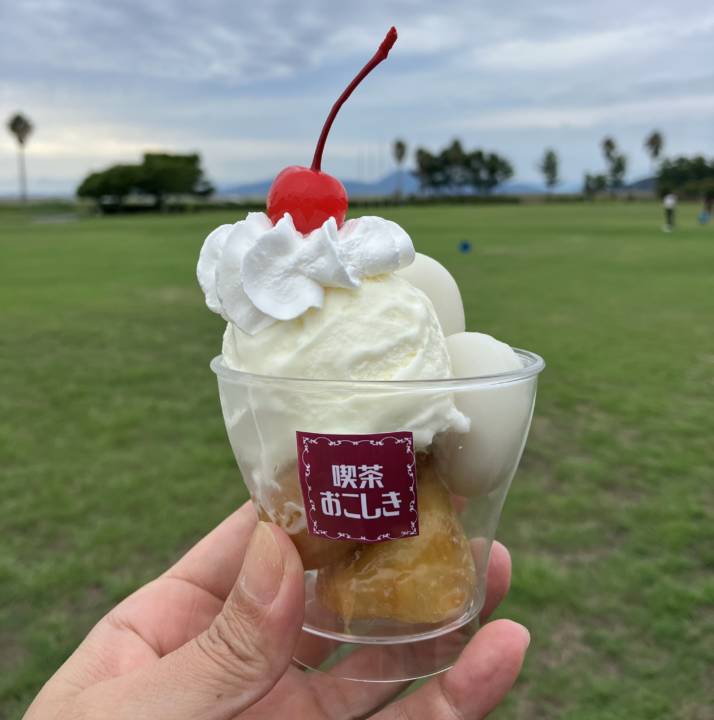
[296,431,418,543]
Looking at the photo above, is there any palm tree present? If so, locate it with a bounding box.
[644,130,664,175]
[7,113,33,202]
[392,138,407,197]
[539,148,559,192]
[601,137,625,196]
[601,136,616,163]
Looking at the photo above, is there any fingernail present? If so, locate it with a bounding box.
[239,522,284,604]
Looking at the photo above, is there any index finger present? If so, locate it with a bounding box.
[163,500,258,600]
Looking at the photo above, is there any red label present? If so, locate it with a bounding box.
[296,431,418,543]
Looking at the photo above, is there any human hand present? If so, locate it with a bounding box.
[24,502,529,719]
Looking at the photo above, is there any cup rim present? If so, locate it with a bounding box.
[210,347,545,390]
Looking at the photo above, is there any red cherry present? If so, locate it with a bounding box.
[267,27,398,234]
[267,166,347,234]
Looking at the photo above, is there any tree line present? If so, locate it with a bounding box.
[657,156,714,200]
[5,110,713,204]
[393,129,706,199]
[394,130,666,198]
[408,140,514,194]
[76,153,214,209]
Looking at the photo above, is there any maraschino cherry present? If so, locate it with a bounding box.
[267,27,398,234]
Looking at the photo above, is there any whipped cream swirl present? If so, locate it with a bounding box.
[197,212,415,335]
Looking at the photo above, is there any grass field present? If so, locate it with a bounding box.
[1,202,713,719]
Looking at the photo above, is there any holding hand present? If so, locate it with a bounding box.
[25,502,529,720]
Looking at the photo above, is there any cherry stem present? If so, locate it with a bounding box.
[311,26,398,172]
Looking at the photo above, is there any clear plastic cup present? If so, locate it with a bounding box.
[211,348,544,683]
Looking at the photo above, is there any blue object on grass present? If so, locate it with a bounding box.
[459,240,472,253]
[698,211,710,225]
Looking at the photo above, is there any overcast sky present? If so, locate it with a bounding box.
[1,0,713,194]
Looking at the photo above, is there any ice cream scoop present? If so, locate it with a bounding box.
[222,274,457,382]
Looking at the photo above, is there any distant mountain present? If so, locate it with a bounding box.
[493,181,544,195]
[493,179,582,195]
[625,176,656,191]
[217,171,584,199]
[343,171,421,196]
[218,179,272,198]
[218,170,420,199]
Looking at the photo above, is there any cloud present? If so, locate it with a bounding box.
[476,27,654,71]
[21,125,360,164]
[1,0,712,193]
[474,13,714,71]
[457,95,714,131]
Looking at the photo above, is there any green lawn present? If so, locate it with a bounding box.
[1,202,713,719]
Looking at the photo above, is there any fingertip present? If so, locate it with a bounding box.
[258,523,305,629]
[238,522,285,605]
[263,522,305,577]
[439,619,530,718]
[497,618,530,647]
[455,619,532,685]
[519,622,531,649]
[229,499,260,529]
[480,541,513,621]
[491,540,511,565]
[477,618,531,660]
[245,499,260,519]
[489,541,512,583]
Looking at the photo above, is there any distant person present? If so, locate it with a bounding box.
[700,192,713,225]
[662,192,677,232]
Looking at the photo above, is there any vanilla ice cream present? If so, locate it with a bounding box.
[222,274,456,381]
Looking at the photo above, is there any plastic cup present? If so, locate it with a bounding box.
[211,348,544,683]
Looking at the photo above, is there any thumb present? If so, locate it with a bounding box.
[96,522,305,719]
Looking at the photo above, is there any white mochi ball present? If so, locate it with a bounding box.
[396,253,465,336]
[436,332,535,497]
